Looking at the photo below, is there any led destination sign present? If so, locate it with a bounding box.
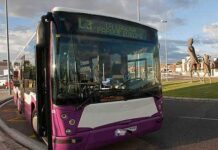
[78,17,151,41]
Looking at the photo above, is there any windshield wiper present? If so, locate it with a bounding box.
[76,96,92,110]
[76,84,100,110]
[123,85,161,101]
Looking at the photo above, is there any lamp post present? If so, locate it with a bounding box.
[136,0,141,78]
[5,0,11,94]
[137,0,141,21]
[161,20,168,81]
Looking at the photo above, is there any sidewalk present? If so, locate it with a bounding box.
[165,96,218,101]
[0,90,27,150]
[0,90,13,103]
[0,128,27,150]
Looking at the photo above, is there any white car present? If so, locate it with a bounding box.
[0,79,7,87]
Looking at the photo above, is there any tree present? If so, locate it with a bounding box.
[176,61,182,65]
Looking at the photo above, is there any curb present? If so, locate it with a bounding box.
[0,96,13,105]
[164,96,218,102]
[0,99,47,150]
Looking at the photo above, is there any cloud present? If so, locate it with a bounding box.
[0,0,135,19]
[0,4,3,13]
[158,37,218,64]
[203,22,218,40]
[193,22,218,58]
[0,0,201,63]
[0,0,201,33]
[211,44,218,49]
[0,0,200,29]
[159,39,187,63]
[0,23,4,35]
[0,27,34,61]
[0,11,5,35]
[139,0,198,29]
[172,0,199,8]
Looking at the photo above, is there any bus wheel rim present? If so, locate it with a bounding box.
[32,113,38,133]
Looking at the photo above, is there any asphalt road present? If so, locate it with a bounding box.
[0,89,9,94]
[2,99,218,150]
[0,100,35,139]
[104,99,218,150]
[0,128,27,150]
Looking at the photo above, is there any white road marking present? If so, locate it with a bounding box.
[179,116,218,121]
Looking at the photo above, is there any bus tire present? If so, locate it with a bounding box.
[31,110,38,136]
[17,98,22,114]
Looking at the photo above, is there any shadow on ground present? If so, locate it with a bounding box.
[103,100,218,150]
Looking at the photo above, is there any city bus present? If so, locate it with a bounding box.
[13,7,163,150]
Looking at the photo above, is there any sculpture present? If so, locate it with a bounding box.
[187,38,201,82]
[203,54,212,83]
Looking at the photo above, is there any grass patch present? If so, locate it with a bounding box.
[162,78,218,99]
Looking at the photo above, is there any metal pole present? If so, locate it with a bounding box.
[137,53,140,78]
[161,20,167,81]
[137,0,140,78]
[164,21,168,81]
[5,0,11,94]
[137,0,140,21]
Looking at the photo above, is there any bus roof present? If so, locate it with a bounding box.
[52,7,157,31]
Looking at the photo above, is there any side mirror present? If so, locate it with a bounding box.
[36,17,46,48]
[36,12,55,49]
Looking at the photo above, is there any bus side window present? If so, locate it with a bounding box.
[23,35,36,92]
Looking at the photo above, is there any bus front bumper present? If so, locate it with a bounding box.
[52,116,163,150]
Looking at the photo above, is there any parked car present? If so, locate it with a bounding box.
[0,78,7,88]
[5,80,13,89]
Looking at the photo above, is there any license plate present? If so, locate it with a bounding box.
[115,126,137,136]
[125,126,137,132]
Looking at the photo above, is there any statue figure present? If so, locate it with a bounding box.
[187,38,201,82]
[203,54,212,83]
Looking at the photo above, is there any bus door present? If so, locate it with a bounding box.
[36,15,52,149]
[128,58,147,80]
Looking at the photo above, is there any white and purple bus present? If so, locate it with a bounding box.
[13,7,163,150]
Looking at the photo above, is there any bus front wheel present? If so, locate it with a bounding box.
[31,110,38,135]
[17,98,22,114]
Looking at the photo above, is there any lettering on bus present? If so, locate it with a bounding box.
[78,17,149,41]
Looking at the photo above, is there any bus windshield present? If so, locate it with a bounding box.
[53,34,161,105]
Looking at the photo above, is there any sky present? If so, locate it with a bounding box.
[0,0,218,64]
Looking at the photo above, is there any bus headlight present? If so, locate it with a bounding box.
[61,113,68,119]
[65,129,72,135]
[69,119,76,126]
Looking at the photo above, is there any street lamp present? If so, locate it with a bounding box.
[161,19,168,81]
[136,0,141,78]
[137,0,141,21]
[5,0,11,94]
